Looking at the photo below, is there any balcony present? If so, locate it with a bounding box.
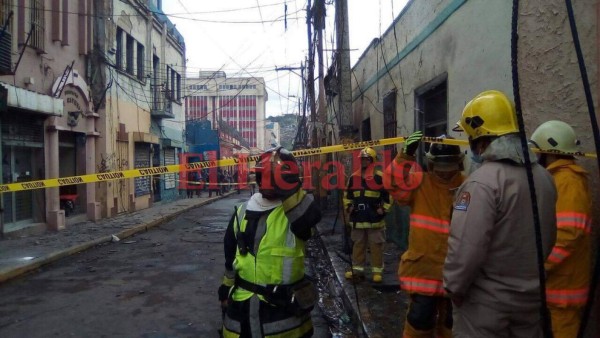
[151,91,174,119]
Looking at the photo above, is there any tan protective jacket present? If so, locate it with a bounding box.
[545,159,592,308]
[444,157,557,312]
[384,153,464,296]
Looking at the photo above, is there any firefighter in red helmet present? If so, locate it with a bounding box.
[219,146,322,338]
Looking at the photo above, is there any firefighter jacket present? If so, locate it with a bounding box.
[383,153,464,296]
[443,135,557,312]
[545,159,592,308]
[343,169,392,229]
[222,190,322,338]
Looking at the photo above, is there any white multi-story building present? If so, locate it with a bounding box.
[265,122,280,148]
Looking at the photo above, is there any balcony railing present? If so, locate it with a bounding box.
[151,91,174,119]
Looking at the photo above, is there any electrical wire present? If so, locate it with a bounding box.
[510,1,552,337]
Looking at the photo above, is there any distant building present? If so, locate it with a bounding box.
[185,72,267,150]
[265,122,280,148]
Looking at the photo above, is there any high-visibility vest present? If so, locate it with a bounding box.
[232,203,306,302]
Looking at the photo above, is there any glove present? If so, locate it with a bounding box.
[218,273,235,302]
[403,131,423,157]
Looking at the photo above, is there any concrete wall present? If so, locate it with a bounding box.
[352,0,512,144]
[518,0,599,223]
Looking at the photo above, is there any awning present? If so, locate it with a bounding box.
[0,82,63,116]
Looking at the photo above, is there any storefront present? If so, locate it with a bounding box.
[0,82,63,233]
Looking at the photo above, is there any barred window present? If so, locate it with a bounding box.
[30,0,44,51]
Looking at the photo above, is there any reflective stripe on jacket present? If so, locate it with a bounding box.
[545,159,592,307]
[232,203,306,302]
[343,169,392,229]
[384,153,464,296]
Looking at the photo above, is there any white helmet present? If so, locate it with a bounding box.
[530,120,580,154]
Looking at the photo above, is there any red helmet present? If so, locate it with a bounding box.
[255,146,300,199]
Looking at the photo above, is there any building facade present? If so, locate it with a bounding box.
[265,121,280,148]
[0,0,186,234]
[0,0,98,232]
[90,0,185,217]
[185,71,267,150]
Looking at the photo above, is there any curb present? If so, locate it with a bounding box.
[0,193,234,284]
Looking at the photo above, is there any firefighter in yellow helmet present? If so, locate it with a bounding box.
[383,132,465,337]
[443,90,557,337]
[531,120,592,338]
[219,146,322,338]
[343,147,392,283]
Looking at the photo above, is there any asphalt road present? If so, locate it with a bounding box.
[0,194,331,338]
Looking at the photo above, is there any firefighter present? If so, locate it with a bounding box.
[531,120,592,338]
[343,147,392,283]
[443,90,557,337]
[219,146,322,338]
[383,132,465,337]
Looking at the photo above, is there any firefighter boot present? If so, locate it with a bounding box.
[403,321,435,338]
[345,268,365,282]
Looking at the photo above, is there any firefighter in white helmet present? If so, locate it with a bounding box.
[343,147,392,283]
[443,90,557,337]
[531,120,592,338]
[384,133,465,337]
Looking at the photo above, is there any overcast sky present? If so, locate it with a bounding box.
[162,0,409,117]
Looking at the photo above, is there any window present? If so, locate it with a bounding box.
[116,27,123,69]
[170,68,175,99]
[30,0,45,51]
[0,0,12,74]
[383,90,397,161]
[126,34,134,74]
[136,42,144,80]
[415,76,448,166]
[116,27,144,79]
[164,67,180,102]
[176,73,181,100]
[362,118,371,141]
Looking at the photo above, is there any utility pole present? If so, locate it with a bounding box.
[313,0,328,208]
[306,0,323,205]
[306,0,317,148]
[336,0,353,140]
[314,0,327,142]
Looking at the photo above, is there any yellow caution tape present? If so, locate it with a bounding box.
[0,136,595,193]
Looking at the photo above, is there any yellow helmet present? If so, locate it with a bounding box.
[453,90,519,140]
[359,147,377,161]
[530,120,580,154]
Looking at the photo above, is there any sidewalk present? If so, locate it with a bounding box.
[0,192,234,283]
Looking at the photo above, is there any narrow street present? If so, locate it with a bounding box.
[0,195,333,337]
